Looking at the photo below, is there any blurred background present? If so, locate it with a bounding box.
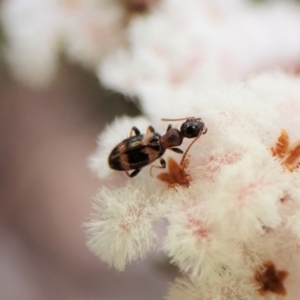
[0,44,171,300]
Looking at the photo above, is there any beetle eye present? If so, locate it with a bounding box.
[184,126,199,138]
[186,126,196,136]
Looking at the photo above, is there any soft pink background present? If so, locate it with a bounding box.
[0,61,170,300]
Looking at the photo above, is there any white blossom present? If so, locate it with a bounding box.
[99,0,300,118]
[86,181,166,271]
[163,189,244,281]
[167,276,257,300]
[1,0,129,87]
[60,0,126,68]
[87,71,300,299]
[207,150,286,241]
[1,0,62,87]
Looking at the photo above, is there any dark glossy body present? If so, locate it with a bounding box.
[108,131,165,173]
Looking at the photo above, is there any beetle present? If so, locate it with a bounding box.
[108,117,207,177]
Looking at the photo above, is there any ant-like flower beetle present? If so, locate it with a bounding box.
[108,117,207,177]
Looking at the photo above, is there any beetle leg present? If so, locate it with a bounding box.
[126,169,141,177]
[150,158,166,177]
[180,127,207,166]
[146,126,155,134]
[170,147,183,154]
[166,124,172,132]
[130,126,140,137]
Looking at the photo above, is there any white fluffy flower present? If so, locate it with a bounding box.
[163,189,244,281]
[61,0,126,68]
[86,181,166,271]
[99,0,300,117]
[1,0,62,87]
[87,71,300,299]
[167,276,257,300]
[208,150,286,241]
[1,0,128,87]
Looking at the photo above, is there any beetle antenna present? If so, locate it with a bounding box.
[162,117,200,122]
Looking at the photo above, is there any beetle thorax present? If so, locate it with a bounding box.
[160,129,183,149]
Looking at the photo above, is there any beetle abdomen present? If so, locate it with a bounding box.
[108,134,164,171]
[108,146,124,170]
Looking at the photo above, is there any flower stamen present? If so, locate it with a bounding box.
[255,261,289,296]
[122,0,158,14]
[272,130,300,171]
[157,157,191,188]
[271,129,289,158]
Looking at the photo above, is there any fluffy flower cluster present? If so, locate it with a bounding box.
[87,71,300,299]
[2,0,300,90]
[0,0,158,87]
[99,0,300,118]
